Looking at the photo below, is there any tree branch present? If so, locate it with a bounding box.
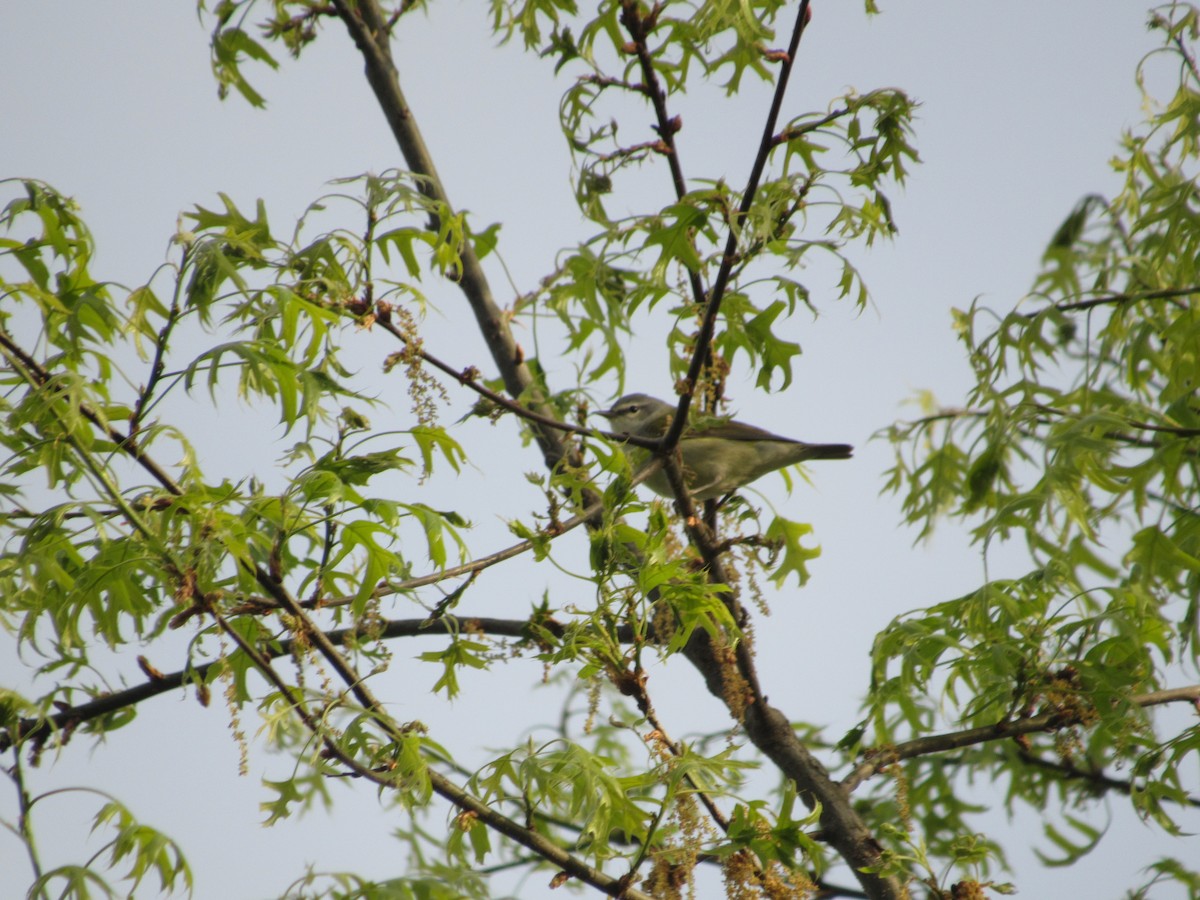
[0,614,635,754]
[664,0,812,446]
[0,328,183,497]
[222,458,665,614]
[371,315,659,449]
[603,6,902,896]
[771,106,852,146]
[617,0,711,339]
[204,602,655,899]
[1020,285,1199,318]
[330,0,582,479]
[841,685,1200,792]
[1015,750,1200,808]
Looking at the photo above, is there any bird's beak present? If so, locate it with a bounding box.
[595,408,616,420]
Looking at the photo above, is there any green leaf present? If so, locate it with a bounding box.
[410,426,467,477]
[765,516,820,587]
[1034,815,1105,867]
[643,203,707,276]
[260,777,304,825]
[745,299,802,391]
[211,27,279,107]
[420,639,489,698]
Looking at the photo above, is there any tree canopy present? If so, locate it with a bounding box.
[2,2,1198,899]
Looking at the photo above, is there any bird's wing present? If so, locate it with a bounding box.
[690,418,794,443]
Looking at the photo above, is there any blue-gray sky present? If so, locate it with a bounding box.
[2,2,1191,898]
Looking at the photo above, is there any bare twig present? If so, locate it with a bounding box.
[371,317,660,449]
[771,106,852,146]
[130,246,189,437]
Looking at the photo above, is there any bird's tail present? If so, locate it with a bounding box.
[805,443,853,460]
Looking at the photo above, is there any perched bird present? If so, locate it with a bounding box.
[596,393,852,501]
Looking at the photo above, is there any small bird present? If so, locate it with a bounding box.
[596,393,852,501]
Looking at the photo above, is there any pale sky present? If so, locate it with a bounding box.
[2,2,1192,898]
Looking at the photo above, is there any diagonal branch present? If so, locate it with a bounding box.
[258,459,664,614]
[771,106,853,146]
[0,325,450,811]
[0,328,181,496]
[372,316,659,449]
[664,0,813,446]
[330,0,582,480]
[594,5,900,895]
[204,601,655,900]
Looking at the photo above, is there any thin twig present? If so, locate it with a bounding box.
[223,459,666,614]
[0,329,182,495]
[0,613,638,753]
[1015,750,1200,807]
[205,599,655,899]
[664,0,813,449]
[771,106,852,146]
[372,316,659,448]
[130,246,189,438]
[7,749,46,890]
[1019,285,1198,319]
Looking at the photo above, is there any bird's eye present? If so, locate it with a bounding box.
[627,405,639,413]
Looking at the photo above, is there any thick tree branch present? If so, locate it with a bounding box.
[651,401,897,899]
[601,5,900,896]
[330,0,581,479]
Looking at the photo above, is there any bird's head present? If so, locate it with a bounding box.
[596,393,675,439]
